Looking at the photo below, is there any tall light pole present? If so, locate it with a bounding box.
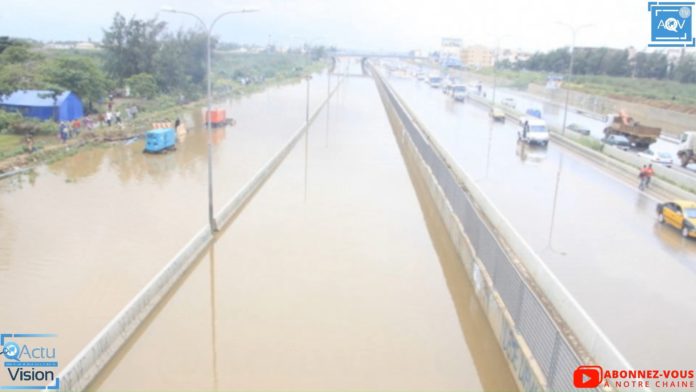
[161,6,259,232]
[557,22,593,135]
[491,35,510,106]
[547,23,592,253]
[304,76,311,201]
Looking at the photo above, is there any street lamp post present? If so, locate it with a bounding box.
[547,23,592,253]
[161,6,258,233]
[557,23,593,135]
[491,35,510,106]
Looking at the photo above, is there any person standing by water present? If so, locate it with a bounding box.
[645,164,654,188]
[59,122,68,143]
[638,165,648,190]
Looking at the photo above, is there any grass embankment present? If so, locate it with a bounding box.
[0,52,326,173]
[473,68,696,111]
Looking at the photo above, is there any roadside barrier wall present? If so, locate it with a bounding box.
[55,76,342,391]
[372,66,637,392]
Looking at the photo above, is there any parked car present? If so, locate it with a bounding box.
[501,97,516,109]
[602,134,631,149]
[638,149,674,167]
[428,75,443,88]
[525,108,542,119]
[451,85,468,101]
[566,123,591,136]
[490,107,506,122]
[656,200,696,238]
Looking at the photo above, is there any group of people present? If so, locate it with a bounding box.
[638,164,654,190]
[58,118,92,143]
[55,105,139,143]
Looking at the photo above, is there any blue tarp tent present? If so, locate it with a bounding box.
[0,90,84,122]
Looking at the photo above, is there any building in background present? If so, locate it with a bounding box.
[460,45,494,68]
[499,48,532,64]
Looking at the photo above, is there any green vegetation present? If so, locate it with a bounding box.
[0,15,327,167]
[475,68,546,89]
[475,67,696,107]
[567,74,696,106]
[501,47,696,82]
[0,134,23,159]
[486,46,696,108]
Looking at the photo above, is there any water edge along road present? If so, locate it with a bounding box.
[90,73,518,391]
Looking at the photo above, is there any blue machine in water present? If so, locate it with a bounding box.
[143,128,176,153]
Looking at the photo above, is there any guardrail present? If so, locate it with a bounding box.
[54,75,343,391]
[371,66,637,392]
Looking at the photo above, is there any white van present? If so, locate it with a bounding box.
[519,117,549,146]
[451,85,468,101]
[428,75,443,88]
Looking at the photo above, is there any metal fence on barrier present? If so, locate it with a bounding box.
[378,76,586,392]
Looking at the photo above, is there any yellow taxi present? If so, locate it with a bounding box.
[656,200,696,238]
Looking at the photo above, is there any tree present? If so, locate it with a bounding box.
[41,56,111,112]
[101,13,166,82]
[0,45,41,64]
[671,54,696,83]
[0,37,25,55]
[0,63,41,96]
[634,52,668,79]
[125,73,158,98]
[153,29,211,93]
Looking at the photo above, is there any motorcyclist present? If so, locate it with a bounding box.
[645,164,654,188]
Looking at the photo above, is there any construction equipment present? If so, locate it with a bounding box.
[603,111,661,149]
[677,131,696,167]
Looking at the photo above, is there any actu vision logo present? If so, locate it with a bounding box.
[0,333,60,390]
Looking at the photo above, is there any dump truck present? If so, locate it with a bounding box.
[677,131,696,167]
[603,111,661,149]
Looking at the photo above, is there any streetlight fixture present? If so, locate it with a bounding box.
[160,6,259,232]
[556,22,593,135]
[546,22,592,253]
[491,35,511,106]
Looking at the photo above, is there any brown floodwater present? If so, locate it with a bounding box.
[0,70,336,374]
[89,72,518,390]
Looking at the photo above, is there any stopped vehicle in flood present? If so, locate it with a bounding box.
[143,128,177,154]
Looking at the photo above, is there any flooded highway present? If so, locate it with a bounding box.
[386,74,696,370]
[0,70,337,369]
[89,72,517,390]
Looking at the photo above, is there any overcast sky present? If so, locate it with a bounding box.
[1,0,655,52]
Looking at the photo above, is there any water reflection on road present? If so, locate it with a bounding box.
[388,74,696,369]
[0,70,333,367]
[91,73,517,391]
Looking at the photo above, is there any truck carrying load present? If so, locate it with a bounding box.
[206,109,226,127]
[143,128,176,154]
[603,111,661,149]
[205,109,236,127]
[677,131,696,167]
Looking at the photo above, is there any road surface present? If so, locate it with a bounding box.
[89,71,517,391]
[385,73,696,370]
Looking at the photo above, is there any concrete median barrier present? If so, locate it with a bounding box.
[372,65,640,392]
[54,76,343,392]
